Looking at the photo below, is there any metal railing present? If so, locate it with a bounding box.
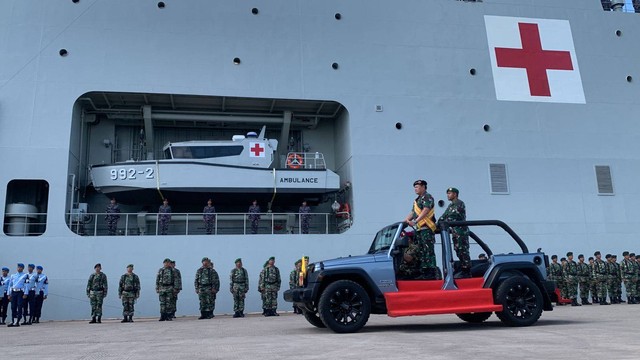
[65,211,352,236]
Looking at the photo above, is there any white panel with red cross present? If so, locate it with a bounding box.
[485,15,585,104]
[249,142,265,157]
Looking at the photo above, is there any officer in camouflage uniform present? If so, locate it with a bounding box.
[289,260,302,313]
[404,180,439,280]
[563,252,581,306]
[606,254,620,304]
[437,187,471,278]
[118,264,140,323]
[547,255,563,305]
[203,199,216,235]
[156,258,179,321]
[248,200,261,234]
[195,257,220,319]
[612,254,623,303]
[397,228,421,280]
[593,251,610,305]
[158,199,172,235]
[230,258,249,318]
[105,198,121,236]
[299,201,312,234]
[620,251,638,304]
[259,256,281,316]
[576,254,592,305]
[588,256,599,303]
[86,263,108,323]
[170,260,182,318]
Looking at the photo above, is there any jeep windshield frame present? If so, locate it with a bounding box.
[367,223,402,254]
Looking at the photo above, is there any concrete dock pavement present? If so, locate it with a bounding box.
[0,305,638,359]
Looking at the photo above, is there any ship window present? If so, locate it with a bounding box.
[595,165,614,195]
[171,145,244,159]
[3,179,49,236]
[489,163,509,194]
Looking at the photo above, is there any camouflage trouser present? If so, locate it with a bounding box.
[159,219,170,235]
[398,243,421,279]
[250,219,259,234]
[578,277,591,299]
[197,288,216,312]
[452,232,471,270]
[158,287,175,314]
[106,218,118,235]
[564,275,578,299]
[89,291,105,317]
[301,216,311,234]
[590,279,598,300]
[121,293,136,316]
[204,219,214,234]
[231,284,247,312]
[416,230,436,270]
[262,287,279,310]
[623,276,638,299]
[607,276,620,299]
[595,274,610,300]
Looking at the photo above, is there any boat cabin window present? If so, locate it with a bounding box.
[3,179,49,236]
[171,145,244,159]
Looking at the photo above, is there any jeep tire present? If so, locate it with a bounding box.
[318,280,371,333]
[494,276,543,327]
[456,312,492,324]
[303,309,326,328]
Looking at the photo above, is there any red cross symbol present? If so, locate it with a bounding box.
[494,22,574,97]
[250,143,264,156]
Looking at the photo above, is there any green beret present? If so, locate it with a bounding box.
[623,251,629,257]
[94,263,101,269]
[163,258,171,263]
[269,256,275,261]
[413,179,427,187]
[303,256,309,260]
[202,257,210,263]
[630,253,636,257]
[127,264,134,268]
[235,258,242,263]
[295,259,302,265]
[446,187,459,195]
[551,255,557,260]
[566,251,573,257]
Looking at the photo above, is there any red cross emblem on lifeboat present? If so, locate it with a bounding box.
[250,143,265,157]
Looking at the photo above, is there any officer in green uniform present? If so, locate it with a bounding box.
[620,251,638,304]
[588,256,599,303]
[258,256,281,316]
[563,252,581,306]
[594,251,610,305]
[118,264,140,323]
[437,187,471,278]
[195,257,220,319]
[156,258,178,321]
[289,260,302,314]
[170,260,182,318]
[86,263,108,324]
[547,255,563,305]
[612,255,623,303]
[576,254,592,305]
[404,179,439,280]
[230,258,249,318]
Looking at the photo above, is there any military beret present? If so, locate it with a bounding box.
[578,254,584,259]
[234,258,242,263]
[295,259,302,265]
[201,257,210,263]
[551,255,557,260]
[446,187,459,195]
[127,264,134,268]
[612,254,617,258]
[588,257,594,261]
[623,251,630,256]
[605,254,611,259]
[2,267,9,271]
[630,253,636,257]
[560,257,566,262]
[413,179,427,187]
[594,251,600,256]
[304,256,309,260]
[171,260,176,264]
[566,251,573,257]
[94,263,101,269]
[269,256,275,261]
[36,265,43,270]
[17,263,24,268]
[28,264,35,268]
[163,258,171,263]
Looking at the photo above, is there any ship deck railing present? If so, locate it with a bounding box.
[63,211,352,236]
[283,152,327,170]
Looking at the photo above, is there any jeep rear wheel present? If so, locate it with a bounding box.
[456,312,492,324]
[494,276,543,327]
[318,280,371,333]
[303,309,326,328]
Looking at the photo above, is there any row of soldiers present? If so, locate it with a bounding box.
[547,251,640,306]
[0,264,49,327]
[85,256,285,323]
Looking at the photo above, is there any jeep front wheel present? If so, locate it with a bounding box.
[318,280,371,333]
[303,309,326,328]
[494,276,543,327]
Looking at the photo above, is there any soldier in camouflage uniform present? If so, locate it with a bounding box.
[118,264,140,323]
[158,199,172,235]
[404,180,439,280]
[635,253,640,300]
[547,255,563,305]
[437,187,471,278]
[248,200,261,234]
[86,263,108,324]
[289,260,302,313]
[170,260,182,318]
[620,251,638,304]
[576,254,592,305]
[156,258,179,321]
[195,257,220,319]
[230,258,249,318]
[593,251,610,305]
[203,199,216,235]
[105,198,121,236]
[259,256,281,316]
[560,258,569,299]
[606,254,620,304]
[563,252,581,306]
[397,228,422,280]
[588,256,599,303]
[611,254,624,303]
[299,201,312,234]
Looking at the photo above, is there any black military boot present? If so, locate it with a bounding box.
[129,316,134,322]
[21,316,28,325]
[262,309,267,316]
[233,311,240,318]
[159,313,166,321]
[581,297,592,305]
[121,316,129,323]
[0,317,5,325]
[165,313,172,321]
[571,299,581,306]
[97,316,102,323]
[89,316,97,323]
[619,296,626,303]
[7,318,19,327]
[272,309,279,316]
[209,311,215,318]
[34,317,40,323]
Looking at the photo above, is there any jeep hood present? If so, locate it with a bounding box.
[319,254,379,269]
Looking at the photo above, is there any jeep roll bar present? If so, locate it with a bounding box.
[439,220,529,254]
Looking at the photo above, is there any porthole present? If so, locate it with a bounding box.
[469,68,476,76]
[483,124,491,132]
[158,2,165,9]
[331,62,339,70]
[626,75,633,83]
[395,122,402,130]
[233,57,241,65]
[252,8,259,15]
[335,13,342,20]
[59,49,68,57]
[437,200,445,208]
